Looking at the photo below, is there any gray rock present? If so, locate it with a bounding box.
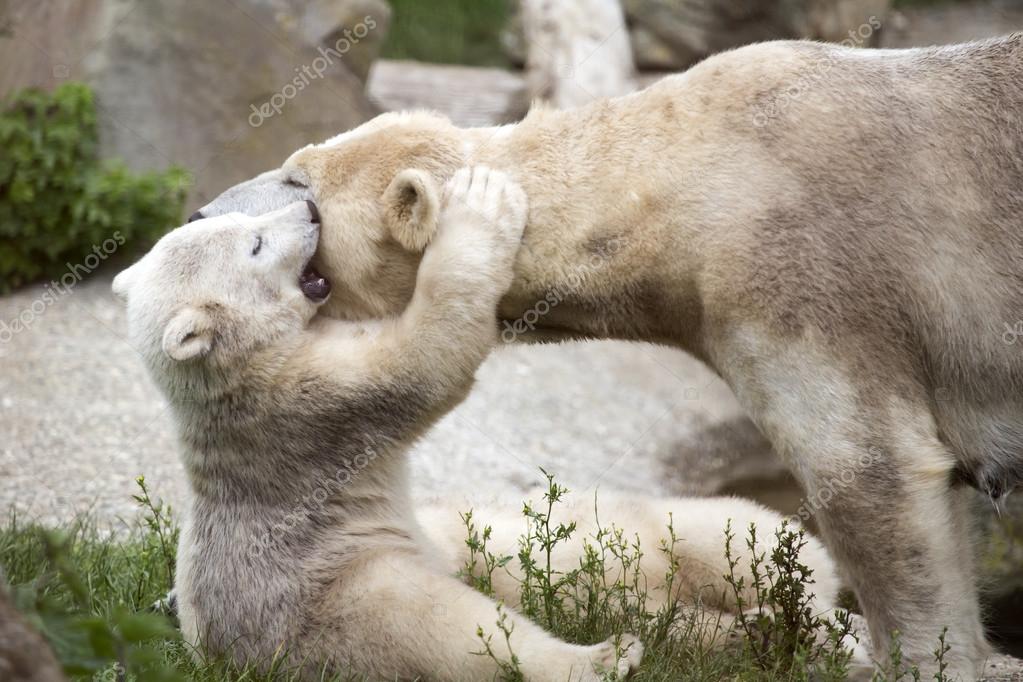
[984,653,1023,681]
[250,0,392,82]
[0,0,380,204]
[520,0,636,109]
[880,0,1023,48]
[623,0,890,71]
[500,2,528,68]
[368,59,528,127]
[628,25,689,72]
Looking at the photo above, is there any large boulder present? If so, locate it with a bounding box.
[520,0,636,109]
[250,0,392,83]
[623,0,891,71]
[0,0,382,204]
[880,0,1023,49]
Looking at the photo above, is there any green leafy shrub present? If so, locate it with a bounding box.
[722,521,857,678]
[0,82,188,293]
[3,478,185,681]
[382,0,512,67]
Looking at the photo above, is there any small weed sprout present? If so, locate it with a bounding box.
[473,602,525,682]
[723,519,857,676]
[517,469,578,630]
[933,627,951,682]
[648,513,689,647]
[868,626,950,682]
[876,630,923,682]
[459,510,512,598]
[132,475,179,592]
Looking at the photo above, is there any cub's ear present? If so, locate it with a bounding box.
[162,306,215,362]
[380,169,440,252]
[111,263,140,303]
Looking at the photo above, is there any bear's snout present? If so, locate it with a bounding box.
[305,200,320,224]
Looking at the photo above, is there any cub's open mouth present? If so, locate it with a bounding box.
[300,263,331,302]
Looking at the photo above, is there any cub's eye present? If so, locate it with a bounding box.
[251,235,263,256]
[284,177,307,188]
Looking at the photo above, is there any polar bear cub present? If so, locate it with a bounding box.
[113,167,643,681]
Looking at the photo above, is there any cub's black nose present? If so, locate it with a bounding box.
[306,200,320,224]
[187,210,204,223]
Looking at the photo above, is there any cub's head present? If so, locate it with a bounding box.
[113,201,329,391]
[194,111,466,321]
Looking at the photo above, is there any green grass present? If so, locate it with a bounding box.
[1,479,359,681]
[1,476,950,681]
[381,0,512,67]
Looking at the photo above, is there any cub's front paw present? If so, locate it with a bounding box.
[441,165,528,276]
[582,633,643,680]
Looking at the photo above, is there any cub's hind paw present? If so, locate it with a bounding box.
[149,588,178,618]
[586,633,643,680]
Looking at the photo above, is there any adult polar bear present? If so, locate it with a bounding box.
[197,36,1023,676]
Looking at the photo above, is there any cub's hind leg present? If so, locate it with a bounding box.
[314,551,642,682]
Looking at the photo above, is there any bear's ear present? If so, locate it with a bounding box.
[380,169,440,252]
[162,306,215,362]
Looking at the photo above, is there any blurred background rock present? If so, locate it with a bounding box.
[0,0,382,203]
[2,0,1022,665]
